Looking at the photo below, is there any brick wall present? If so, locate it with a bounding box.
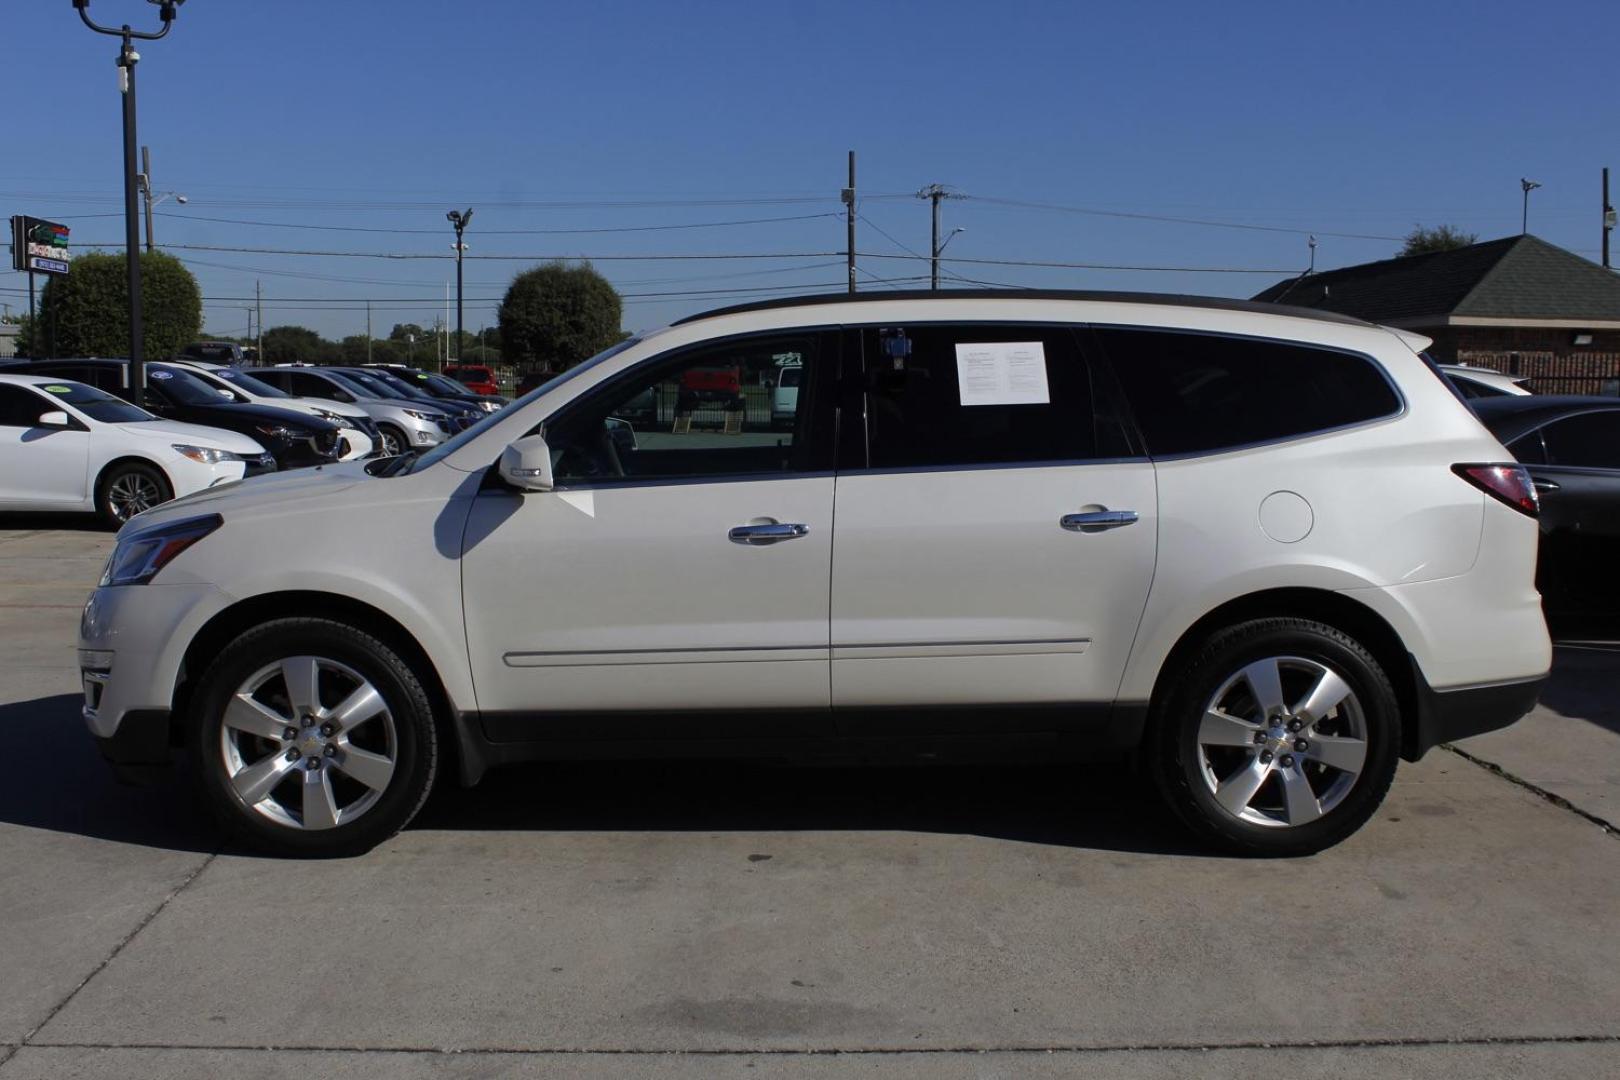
[1426,326,1620,395]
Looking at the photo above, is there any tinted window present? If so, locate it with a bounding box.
[1100,328,1400,456]
[1507,431,1547,465]
[34,380,152,423]
[547,333,826,484]
[213,368,291,398]
[859,324,1110,469]
[147,366,236,406]
[1541,412,1620,469]
[0,386,48,427]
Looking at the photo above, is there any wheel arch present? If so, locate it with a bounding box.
[1144,587,1424,761]
[171,590,463,779]
[93,455,174,502]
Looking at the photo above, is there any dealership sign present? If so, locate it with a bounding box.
[9,216,72,276]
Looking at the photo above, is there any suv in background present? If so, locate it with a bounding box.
[178,342,247,365]
[246,366,454,457]
[77,291,1550,858]
[444,363,499,396]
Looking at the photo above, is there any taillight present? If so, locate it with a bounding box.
[1453,463,1539,517]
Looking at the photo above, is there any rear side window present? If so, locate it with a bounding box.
[858,324,1121,469]
[0,385,48,427]
[1099,328,1401,456]
[1540,412,1620,469]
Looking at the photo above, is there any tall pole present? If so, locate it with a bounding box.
[120,33,145,397]
[1521,178,1541,235]
[930,189,941,290]
[1603,167,1613,270]
[366,300,373,363]
[255,280,262,364]
[141,145,155,253]
[843,151,856,294]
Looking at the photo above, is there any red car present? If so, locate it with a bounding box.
[677,365,744,410]
[444,364,499,396]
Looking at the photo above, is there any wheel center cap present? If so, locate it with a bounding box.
[298,731,326,757]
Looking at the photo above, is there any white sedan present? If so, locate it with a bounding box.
[0,373,272,527]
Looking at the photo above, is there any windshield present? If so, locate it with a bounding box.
[341,369,411,400]
[321,369,385,400]
[358,370,433,400]
[422,373,468,396]
[35,380,154,423]
[148,365,240,406]
[214,367,292,398]
[405,336,642,473]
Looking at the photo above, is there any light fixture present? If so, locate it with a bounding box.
[1573,332,1594,346]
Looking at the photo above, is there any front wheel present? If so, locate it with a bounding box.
[377,424,408,457]
[189,618,438,857]
[97,461,172,528]
[1149,617,1400,857]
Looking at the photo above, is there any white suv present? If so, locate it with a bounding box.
[78,292,1551,857]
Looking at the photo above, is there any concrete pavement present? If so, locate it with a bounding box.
[0,524,1615,1079]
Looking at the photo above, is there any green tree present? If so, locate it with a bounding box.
[261,325,330,365]
[388,323,426,343]
[1399,225,1478,257]
[34,251,202,360]
[498,261,622,371]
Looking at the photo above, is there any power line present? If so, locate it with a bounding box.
[62,242,847,261]
[146,210,843,236]
[962,194,1404,242]
[861,252,1299,273]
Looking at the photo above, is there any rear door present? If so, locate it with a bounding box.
[828,323,1157,724]
[0,384,90,508]
[1513,409,1620,632]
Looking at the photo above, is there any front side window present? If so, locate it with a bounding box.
[545,333,827,484]
[858,324,1109,469]
[1098,328,1401,457]
[1541,412,1620,469]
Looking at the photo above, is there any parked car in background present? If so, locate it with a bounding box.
[677,363,744,411]
[771,363,802,428]
[1473,395,1620,639]
[1440,364,1532,399]
[443,363,499,396]
[177,341,248,365]
[329,367,483,429]
[365,366,507,413]
[7,359,343,472]
[0,373,270,526]
[247,366,454,456]
[76,291,1550,858]
[167,360,379,461]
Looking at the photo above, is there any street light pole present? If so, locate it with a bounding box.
[446,208,473,363]
[72,0,184,400]
[138,146,187,252]
[1521,178,1542,236]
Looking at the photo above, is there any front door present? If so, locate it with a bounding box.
[830,323,1158,721]
[460,331,839,731]
[0,384,90,509]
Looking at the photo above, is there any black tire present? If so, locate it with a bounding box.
[188,617,438,857]
[1147,617,1400,857]
[96,460,172,529]
[377,424,408,457]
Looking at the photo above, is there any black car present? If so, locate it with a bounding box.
[1474,395,1620,638]
[9,359,342,471]
[364,365,507,413]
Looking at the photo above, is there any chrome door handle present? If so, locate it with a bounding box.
[1061,509,1139,531]
[1533,478,1560,493]
[729,522,810,545]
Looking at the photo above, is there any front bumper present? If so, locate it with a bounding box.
[79,581,227,742]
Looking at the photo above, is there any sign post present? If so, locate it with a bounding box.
[10,215,72,335]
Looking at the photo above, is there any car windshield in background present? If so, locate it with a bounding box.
[342,370,409,399]
[321,370,385,399]
[36,380,153,423]
[149,366,238,406]
[423,374,467,395]
[215,368,292,398]
[364,372,432,399]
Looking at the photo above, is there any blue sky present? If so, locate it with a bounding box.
[4,0,1616,343]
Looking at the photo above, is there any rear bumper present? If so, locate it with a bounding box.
[1406,668,1547,760]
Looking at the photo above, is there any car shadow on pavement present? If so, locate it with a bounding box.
[0,513,110,534]
[413,757,1208,857]
[1540,644,1620,737]
[0,694,219,853]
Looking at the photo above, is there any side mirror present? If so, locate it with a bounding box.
[37,411,70,428]
[498,433,554,492]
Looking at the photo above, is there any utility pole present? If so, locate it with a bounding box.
[842,151,856,294]
[255,280,262,364]
[446,208,472,362]
[366,300,373,363]
[1603,167,1614,270]
[1521,178,1542,235]
[918,184,964,290]
[140,146,154,253]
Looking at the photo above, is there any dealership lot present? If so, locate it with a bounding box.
[0,524,1616,1078]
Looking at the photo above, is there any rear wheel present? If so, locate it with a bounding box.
[1149,617,1400,857]
[189,618,437,857]
[97,461,172,528]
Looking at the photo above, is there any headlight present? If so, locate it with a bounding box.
[171,443,239,465]
[101,514,223,587]
[402,410,439,421]
[479,400,502,413]
[313,409,345,423]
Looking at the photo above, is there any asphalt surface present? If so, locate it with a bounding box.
[0,521,1616,1079]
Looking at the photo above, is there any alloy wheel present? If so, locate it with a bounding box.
[106,473,164,521]
[1195,656,1369,828]
[218,656,398,831]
